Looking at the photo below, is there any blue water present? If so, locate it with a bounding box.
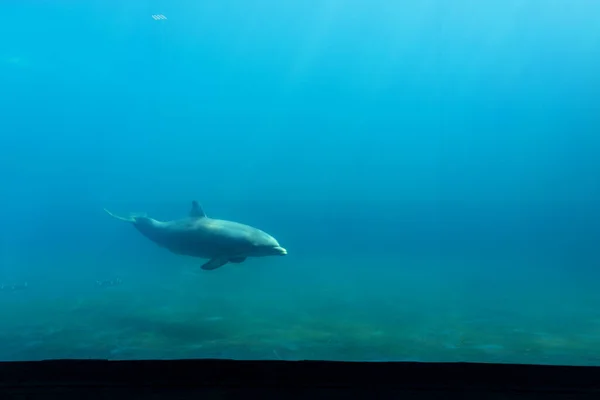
[1,1,600,364]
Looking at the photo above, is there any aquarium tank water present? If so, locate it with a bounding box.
[1,1,599,365]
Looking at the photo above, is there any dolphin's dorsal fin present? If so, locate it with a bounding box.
[190,200,206,218]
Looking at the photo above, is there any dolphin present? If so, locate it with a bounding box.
[104,201,287,270]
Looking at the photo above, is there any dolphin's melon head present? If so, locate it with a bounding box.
[250,231,287,257]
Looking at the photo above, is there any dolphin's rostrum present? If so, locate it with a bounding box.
[104,201,287,270]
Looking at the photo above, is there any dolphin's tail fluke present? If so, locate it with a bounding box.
[104,208,136,223]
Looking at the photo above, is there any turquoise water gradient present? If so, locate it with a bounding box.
[1,1,599,364]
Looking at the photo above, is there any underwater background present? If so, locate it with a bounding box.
[1,0,600,365]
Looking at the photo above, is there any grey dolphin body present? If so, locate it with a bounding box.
[104,201,287,270]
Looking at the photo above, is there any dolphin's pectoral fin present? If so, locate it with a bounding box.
[189,200,207,218]
[201,257,229,271]
[229,257,246,264]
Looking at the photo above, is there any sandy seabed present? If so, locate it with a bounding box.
[1,254,599,365]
